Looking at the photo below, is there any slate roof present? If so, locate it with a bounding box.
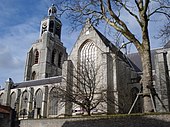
[94,27,141,72]
[127,49,157,71]
[164,40,170,49]
[94,27,118,52]
[13,76,62,89]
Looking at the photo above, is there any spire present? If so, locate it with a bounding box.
[48,4,57,16]
[5,78,13,84]
[5,78,14,89]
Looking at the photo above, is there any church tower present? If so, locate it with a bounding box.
[24,4,67,81]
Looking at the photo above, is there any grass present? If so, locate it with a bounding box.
[25,112,170,120]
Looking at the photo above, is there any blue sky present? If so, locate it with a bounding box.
[0,0,79,87]
[0,0,166,88]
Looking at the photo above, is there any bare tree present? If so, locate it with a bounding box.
[153,3,170,43]
[61,61,140,115]
[60,61,105,116]
[157,20,170,43]
[54,0,170,113]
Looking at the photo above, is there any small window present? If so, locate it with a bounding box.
[58,53,62,68]
[31,71,36,80]
[51,49,56,64]
[34,50,39,64]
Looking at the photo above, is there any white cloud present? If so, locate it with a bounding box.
[0,45,21,69]
[0,1,51,87]
[0,18,40,87]
[0,0,56,87]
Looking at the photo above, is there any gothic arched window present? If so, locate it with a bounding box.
[35,89,43,109]
[31,71,36,80]
[21,91,28,110]
[51,49,56,64]
[80,40,96,68]
[20,91,29,117]
[49,87,59,115]
[10,92,16,109]
[34,50,39,64]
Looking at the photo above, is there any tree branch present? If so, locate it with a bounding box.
[143,0,150,14]
[105,0,142,51]
[116,0,142,27]
[135,0,143,11]
[107,0,129,31]
[148,6,170,18]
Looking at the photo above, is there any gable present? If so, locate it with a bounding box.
[68,21,141,72]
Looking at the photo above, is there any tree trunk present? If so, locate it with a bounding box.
[140,48,154,112]
[86,107,91,116]
[87,110,91,116]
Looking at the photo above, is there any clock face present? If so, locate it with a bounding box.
[41,21,47,35]
[42,22,47,29]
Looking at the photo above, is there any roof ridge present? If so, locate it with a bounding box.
[93,27,118,51]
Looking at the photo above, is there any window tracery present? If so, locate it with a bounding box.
[21,91,29,114]
[35,89,43,109]
[80,40,96,68]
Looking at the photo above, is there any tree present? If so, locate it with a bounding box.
[60,61,104,116]
[55,0,170,113]
[157,20,170,43]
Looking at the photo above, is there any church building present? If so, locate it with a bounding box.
[0,5,169,119]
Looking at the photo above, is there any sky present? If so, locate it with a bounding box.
[0,0,79,88]
[0,0,167,88]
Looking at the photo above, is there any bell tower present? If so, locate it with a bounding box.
[40,4,62,39]
[24,4,67,81]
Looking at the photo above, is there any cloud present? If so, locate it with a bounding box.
[0,43,22,69]
[0,18,40,87]
[0,0,58,87]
